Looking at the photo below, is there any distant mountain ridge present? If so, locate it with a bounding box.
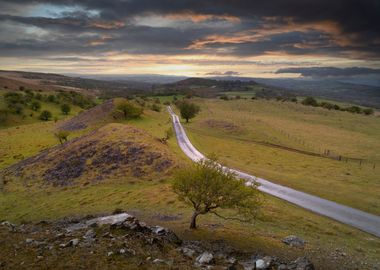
[1,70,378,108]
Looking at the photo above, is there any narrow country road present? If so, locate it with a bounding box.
[168,106,380,238]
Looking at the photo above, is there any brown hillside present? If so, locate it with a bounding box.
[2,123,175,187]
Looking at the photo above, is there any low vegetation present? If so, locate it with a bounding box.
[302,96,374,115]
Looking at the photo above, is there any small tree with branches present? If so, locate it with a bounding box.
[172,158,262,229]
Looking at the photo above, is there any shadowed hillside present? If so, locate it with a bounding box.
[2,123,175,187]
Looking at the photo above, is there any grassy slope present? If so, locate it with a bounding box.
[0,89,83,128]
[0,98,379,269]
[180,98,380,215]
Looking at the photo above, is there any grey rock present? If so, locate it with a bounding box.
[180,247,196,258]
[1,221,16,232]
[107,251,114,257]
[282,235,305,248]
[257,256,273,269]
[61,238,79,248]
[227,257,236,264]
[255,259,266,269]
[288,257,314,270]
[87,213,133,227]
[69,238,79,247]
[151,226,166,235]
[196,251,214,265]
[25,238,34,244]
[83,229,96,240]
[153,259,165,264]
[151,226,182,245]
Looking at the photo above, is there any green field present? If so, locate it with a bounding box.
[1,97,379,269]
[176,98,380,215]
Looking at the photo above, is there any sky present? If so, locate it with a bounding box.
[0,0,379,78]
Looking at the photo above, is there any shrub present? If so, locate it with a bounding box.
[39,110,52,121]
[116,100,143,119]
[345,106,362,114]
[61,104,71,115]
[301,97,318,107]
[151,103,161,112]
[363,108,374,115]
[47,95,56,103]
[31,101,41,111]
[333,104,341,110]
[0,109,9,123]
[320,102,334,110]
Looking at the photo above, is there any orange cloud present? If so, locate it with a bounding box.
[87,20,125,29]
[188,17,356,52]
[166,11,240,23]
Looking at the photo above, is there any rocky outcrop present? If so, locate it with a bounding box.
[0,213,316,270]
[282,235,306,248]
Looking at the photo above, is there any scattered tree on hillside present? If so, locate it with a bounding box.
[31,101,41,111]
[151,103,161,112]
[55,130,70,144]
[116,100,143,119]
[61,104,71,115]
[345,106,362,114]
[172,158,262,229]
[177,101,200,123]
[363,108,374,115]
[39,110,52,121]
[47,94,56,103]
[0,109,9,123]
[301,97,318,107]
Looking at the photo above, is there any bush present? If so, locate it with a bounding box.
[301,97,318,107]
[116,100,143,119]
[320,102,334,110]
[0,109,9,123]
[47,95,56,103]
[61,104,71,115]
[333,104,340,110]
[220,95,229,100]
[39,110,52,121]
[151,103,161,112]
[363,108,374,115]
[4,92,24,105]
[31,101,41,111]
[163,101,170,105]
[345,106,362,114]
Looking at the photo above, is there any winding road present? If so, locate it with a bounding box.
[168,106,380,238]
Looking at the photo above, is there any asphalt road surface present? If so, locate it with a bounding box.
[168,106,380,238]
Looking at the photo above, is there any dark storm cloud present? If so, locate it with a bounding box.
[276,67,380,77]
[0,0,379,58]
